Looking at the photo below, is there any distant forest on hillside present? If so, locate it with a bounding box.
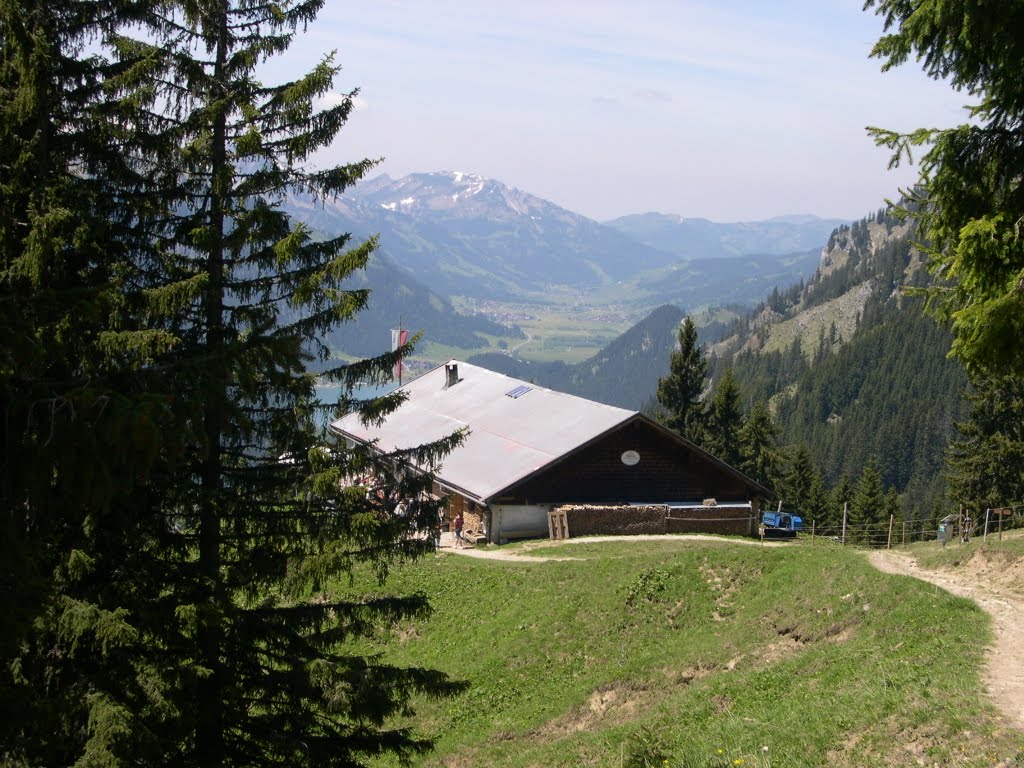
[488,209,974,528]
[703,211,966,524]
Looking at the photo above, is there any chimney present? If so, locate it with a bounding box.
[444,363,459,389]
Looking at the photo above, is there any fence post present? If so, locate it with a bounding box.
[811,519,815,543]
[841,503,848,545]
[887,514,894,549]
[984,508,990,543]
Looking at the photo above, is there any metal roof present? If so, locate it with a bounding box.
[330,360,635,502]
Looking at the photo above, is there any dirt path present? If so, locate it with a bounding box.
[440,533,782,563]
[869,549,1024,730]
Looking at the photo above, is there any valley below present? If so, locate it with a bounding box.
[449,295,642,364]
[290,170,838,374]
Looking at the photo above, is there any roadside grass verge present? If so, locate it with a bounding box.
[330,539,1023,767]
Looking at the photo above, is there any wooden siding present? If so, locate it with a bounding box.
[502,419,751,504]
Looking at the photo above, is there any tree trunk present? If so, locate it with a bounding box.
[197,5,230,764]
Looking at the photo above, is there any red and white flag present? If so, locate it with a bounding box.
[391,327,409,383]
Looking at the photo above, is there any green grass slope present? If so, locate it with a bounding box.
[332,540,1023,767]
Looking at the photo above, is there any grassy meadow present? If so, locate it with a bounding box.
[332,538,1024,767]
[446,297,640,364]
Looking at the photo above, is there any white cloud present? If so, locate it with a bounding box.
[315,92,347,110]
[315,92,369,112]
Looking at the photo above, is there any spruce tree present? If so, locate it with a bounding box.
[105,1,466,764]
[945,375,1024,519]
[884,487,903,544]
[704,367,743,466]
[830,474,854,539]
[656,317,708,442]
[852,457,886,546]
[866,0,1024,376]
[806,471,831,530]
[781,444,816,518]
[738,400,780,491]
[3,0,464,764]
[1,1,180,762]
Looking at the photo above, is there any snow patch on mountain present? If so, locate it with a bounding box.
[353,171,547,220]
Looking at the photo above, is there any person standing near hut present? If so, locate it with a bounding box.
[454,513,464,548]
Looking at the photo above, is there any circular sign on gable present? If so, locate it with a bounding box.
[621,450,640,466]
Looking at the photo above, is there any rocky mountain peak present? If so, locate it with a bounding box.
[351,171,539,219]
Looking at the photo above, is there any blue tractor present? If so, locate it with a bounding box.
[761,510,803,539]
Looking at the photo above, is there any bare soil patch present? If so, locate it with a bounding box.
[869,548,1024,730]
[531,682,647,740]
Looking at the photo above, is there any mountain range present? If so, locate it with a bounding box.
[288,171,672,298]
[285,171,847,306]
[604,212,847,260]
[280,171,852,361]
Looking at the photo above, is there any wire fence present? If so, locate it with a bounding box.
[791,508,1024,548]
[665,507,1023,548]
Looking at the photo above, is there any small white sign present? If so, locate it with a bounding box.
[621,450,640,466]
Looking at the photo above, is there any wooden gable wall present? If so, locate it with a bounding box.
[498,418,752,505]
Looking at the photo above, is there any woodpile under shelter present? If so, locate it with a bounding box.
[330,360,768,543]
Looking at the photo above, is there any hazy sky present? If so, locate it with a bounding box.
[292,1,968,222]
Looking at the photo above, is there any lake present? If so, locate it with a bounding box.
[315,381,398,415]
